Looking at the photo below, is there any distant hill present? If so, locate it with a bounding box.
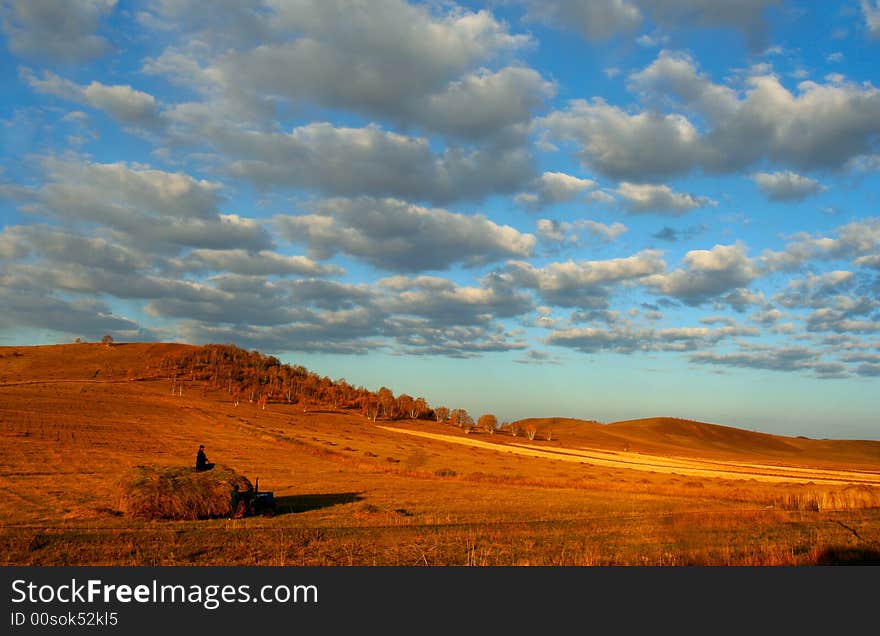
[511,416,880,470]
[0,341,443,422]
[3,342,879,471]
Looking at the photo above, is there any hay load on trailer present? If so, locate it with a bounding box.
[116,465,276,520]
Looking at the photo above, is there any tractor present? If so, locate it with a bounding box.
[231,477,276,518]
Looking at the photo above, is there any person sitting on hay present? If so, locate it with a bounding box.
[195,444,215,471]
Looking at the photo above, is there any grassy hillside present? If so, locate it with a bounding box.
[2,342,879,566]
[511,416,880,469]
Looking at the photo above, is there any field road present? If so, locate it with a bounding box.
[378,426,880,486]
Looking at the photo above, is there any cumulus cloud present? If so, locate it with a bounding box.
[539,98,704,180]
[169,249,344,277]
[863,1,880,37]
[717,288,770,312]
[752,171,826,202]
[761,218,880,272]
[749,308,783,326]
[518,0,779,46]
[274,197,535,273]
[515,172,597,211]
[174,310,387,356]
[0,225,348,335]
[546,321,757,354]
[501,250,665,309]
[643,243,759,305]
[1,0,116,62]
[690,345,848,378]
[379,275,534,326]
[540,53,880,180]
[537,219,627,245]
[616,181,716,214]
[627,50,738,122]
[146,0,544,139]
[0,286,142,340]
[0,224,148,272]
[159,271,532,357]
[854,254,880,269]
[190,122,535,205]
[805,310,880,335]
[25,157,271,251]
[519,0,642,41]
[639,0,781,49]
[773,271,856,309]
[387,318,529,358]
[144,276,347,327]
[415,66,555,140]
[23,68,162,128]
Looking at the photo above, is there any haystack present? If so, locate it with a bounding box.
[116,465,252,520]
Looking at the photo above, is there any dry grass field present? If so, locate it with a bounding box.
[2,342,879,566]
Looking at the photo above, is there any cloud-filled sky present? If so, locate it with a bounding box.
[1,0,878,438]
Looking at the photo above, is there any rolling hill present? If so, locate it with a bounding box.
[512,416,880,470]
[2,341,880,566]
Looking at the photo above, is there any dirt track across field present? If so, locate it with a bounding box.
[378,426,880,486]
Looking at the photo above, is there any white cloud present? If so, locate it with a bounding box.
[761,218,880,272]
[616,181,716,214]
[416,66,555,140]
[520,0,642,41]
[27,157,271,251]
[640,0,780,48]
[752,171,826,201]
[502,250,665,309]
[863,0,880,37]
[515,171,597,211]
[170,249,344,277]
[23,69,161,128]
[192,122,535,205]
[379,275,534,326]
[644,243,759,305]
[539,98,704,180]
[628,50,739,122]
[546,321,757,354]
[541,53,880,180]
[690,345,848,378]
[1,0,116,62]
[153,0,539,138]
[519,0,779,46]
[537,219,628,245]
[274,197,536,273]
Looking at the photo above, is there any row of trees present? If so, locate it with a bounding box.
[155,345,557,439]
[157,344,489,427]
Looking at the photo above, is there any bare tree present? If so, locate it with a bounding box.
[412,397,429,419]
[451,408,474,432]
[396,394,414,419]
[434,406,450,423]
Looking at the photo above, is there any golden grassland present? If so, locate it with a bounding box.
[1,343,879,566]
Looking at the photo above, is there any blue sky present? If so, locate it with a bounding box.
[1,1,879,439]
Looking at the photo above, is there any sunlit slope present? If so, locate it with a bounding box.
[0,342,196,382]
[3,342,879,487]
[512,416,880,470]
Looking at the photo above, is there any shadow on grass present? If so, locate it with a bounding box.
[273,492,365,515]
[813,547,880,565]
